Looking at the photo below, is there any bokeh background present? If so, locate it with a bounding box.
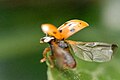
[0,0,120,80]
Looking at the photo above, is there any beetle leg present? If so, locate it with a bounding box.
[48,56,54,68]
[40,47,50,63]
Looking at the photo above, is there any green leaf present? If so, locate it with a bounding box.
[46,51,120,80]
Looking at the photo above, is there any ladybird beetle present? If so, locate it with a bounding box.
[40,19,117,69]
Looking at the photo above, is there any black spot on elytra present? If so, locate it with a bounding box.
[68,24,72,26]
[70,28,75,32]
[53,31,57,34]
[64,22,67,25]
[59,30,62,33]
[80,23,81,24]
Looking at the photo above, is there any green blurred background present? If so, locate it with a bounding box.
[0,0,120,80]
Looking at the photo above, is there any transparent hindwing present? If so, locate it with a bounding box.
[66,40,117,62]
